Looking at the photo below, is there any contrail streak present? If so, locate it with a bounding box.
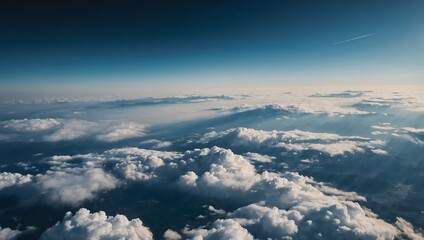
[333,33,376,45]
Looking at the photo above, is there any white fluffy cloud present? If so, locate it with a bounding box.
[0,227,21,240]
[43,119,96,141]
[1,160,117,206]
[201,127,386,156]
[104,147,182,181]
[140,139,173,149]
[242,152,275,163]
[0,172,32,190]
[177,147,259,197]
[2,118,61,132]
[207,205,226,215]
[371,125,395,131]
[229,202,399,239]
[34,168,117,205]
[395,217,424,240]
[231,204,300,236]
[184,219,254,240]
[41,208,153,240]
[2,148,182,205]
[0,118,145,142]
[371,149,388,155]
[232,101,371,116]
[402,127,424,134]
[307,141,365,156]
[163,229,182,240]
[153,141,173,149]
[49,155,73,161]
[96,122,145,142]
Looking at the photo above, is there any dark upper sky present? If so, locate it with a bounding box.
[0,0,423,94]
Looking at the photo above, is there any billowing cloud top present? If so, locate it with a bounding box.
[41,208,153,240]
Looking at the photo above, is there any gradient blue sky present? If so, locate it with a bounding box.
[0,0,423,96]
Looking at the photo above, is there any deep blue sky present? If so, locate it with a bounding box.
[0,0,423,95]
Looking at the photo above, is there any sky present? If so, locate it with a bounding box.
[0,0,423,97]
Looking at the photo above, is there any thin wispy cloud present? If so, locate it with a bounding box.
[334,33,376,45]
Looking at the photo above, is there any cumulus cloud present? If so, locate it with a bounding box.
[45,155,74,166]
[177,147,259,197]
[0,172,32,190]
[300,158,319,164]
[41,208,153,240]
[104,147,182,181]
[24,147,181,205]
[243,152,275,163]
[395,217,424,240]
[371,125,396,131]
[0,227,21,240]
[184,219,254,240]
[232,101,370,116]
[183,165,397,238]
[34,168,117,205]
[164,229,182,240]
[402,127,424,134]
[48,155,73,161]
[207,205,226,215]
[96,122,145,142]
[153,141,173,149]
[201,127,386,156]
[228,201,399,239]
[0,118,145,142]
[231,104,301,115]
[2,118,61,132]
[140,139,173,149]
[307,141,365,156]
[230,204,300,237]
[371,149,388,155]
[43,120,97,141]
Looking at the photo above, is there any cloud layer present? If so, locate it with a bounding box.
[16,145,413,239]
[1,89,424,239]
